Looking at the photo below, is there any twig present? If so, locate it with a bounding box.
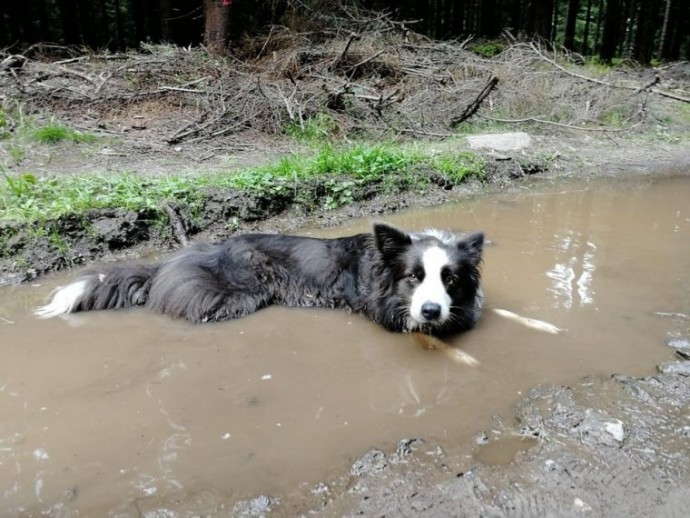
[331,32,360,69]
[349,49,385,71]
[481,114,641,132]
[649,88,690,103]
[529,42,690,103]
[256,25,276,60]
[57,65,98,86]
[163,204,190,247]
[451,76,499,126]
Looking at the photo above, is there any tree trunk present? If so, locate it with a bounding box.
[666,0,688,60]
[114,0,125,49]
[510,0,522,35]
[57,0,81,44]
[36,0,54,41]
[564,0,581,50]
[450,0,466,36]
[480,0,501,38]
[599,0,620,62]
[77,0,96,48]
[593,0,604,53]
[581,0,593,53]
[129,0,147,45]
[203,0,230,55]
[161,0,172,41]
[657,0,672,60]
[532,0,555,39]
[633,0,658,64]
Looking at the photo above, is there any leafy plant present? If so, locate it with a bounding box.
[431,151,485,182]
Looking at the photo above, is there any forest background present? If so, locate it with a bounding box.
[2,0,688,65]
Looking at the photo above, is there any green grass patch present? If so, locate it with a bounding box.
[471,41,505,58]
[430,151,485,182]
[0,143,486,224]
[285,113,339,143]
[31,123,97,144]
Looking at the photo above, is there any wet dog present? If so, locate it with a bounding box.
[35,222,485,336]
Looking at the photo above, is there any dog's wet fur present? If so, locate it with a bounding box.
[36,223,485,335]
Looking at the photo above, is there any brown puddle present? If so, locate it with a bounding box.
[1,174,689,514]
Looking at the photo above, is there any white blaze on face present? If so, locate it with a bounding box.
[410,246,452,325]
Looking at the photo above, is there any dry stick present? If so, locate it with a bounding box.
[529,43,690,103]
[349,49,385,71]
[331,32,360,69]
[159,76,212,93]
[481,114,642,132]
[163,204,190,247]
[450,75,499,126]
[650,88,690,103]
[57,65,99,86]
[256,25,275,60]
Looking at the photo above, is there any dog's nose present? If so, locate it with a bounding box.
[421,302,442,321]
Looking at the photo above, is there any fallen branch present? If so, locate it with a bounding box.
[163,203,190,247]
[481,114,641,132]
[330,31,360,70]
[529,43,690,103]
[451,76,498,126]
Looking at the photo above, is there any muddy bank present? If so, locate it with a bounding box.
[3,138,690,286]
[0,151,540,285]
[294,370,690,517]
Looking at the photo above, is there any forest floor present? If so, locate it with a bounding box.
[2,16,690,515]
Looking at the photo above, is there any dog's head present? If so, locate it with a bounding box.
[374,222,484,335]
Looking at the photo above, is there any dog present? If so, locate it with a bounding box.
[35,222,485,336]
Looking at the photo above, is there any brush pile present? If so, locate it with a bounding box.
[1,9,688,145]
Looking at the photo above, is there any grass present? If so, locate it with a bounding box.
[1,102,99,170]
[0,144,487,224]
[31,122,97,144]
[285,113,339,142]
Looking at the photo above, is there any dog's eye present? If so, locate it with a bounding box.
[444,276,456,288]
[407,272,419,283]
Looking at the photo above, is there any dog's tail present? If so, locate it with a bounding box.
[34,263,159,319]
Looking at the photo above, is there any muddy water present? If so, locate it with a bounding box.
[1,174,689,515]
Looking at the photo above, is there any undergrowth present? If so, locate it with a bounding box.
[0,144,486,224]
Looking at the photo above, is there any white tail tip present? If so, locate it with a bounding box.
[492,308,563,334]
[34,280,89,319]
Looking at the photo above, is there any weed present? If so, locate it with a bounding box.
[31,123,97,144]
[431,152,486,182]
[3,171,37,196]
[285,113,339,143]
[9,146,25,164]
[0,144,486,222]
[472,41,505,58]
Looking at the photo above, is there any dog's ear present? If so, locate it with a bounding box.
[374,222,412,260]
[457,231,484,265]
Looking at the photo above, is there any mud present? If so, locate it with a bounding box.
[290,372,690,517]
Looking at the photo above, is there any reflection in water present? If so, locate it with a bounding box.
[547,230,597,310]
[369,365,454,418]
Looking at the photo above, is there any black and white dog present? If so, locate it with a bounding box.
[35,223,485,336]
